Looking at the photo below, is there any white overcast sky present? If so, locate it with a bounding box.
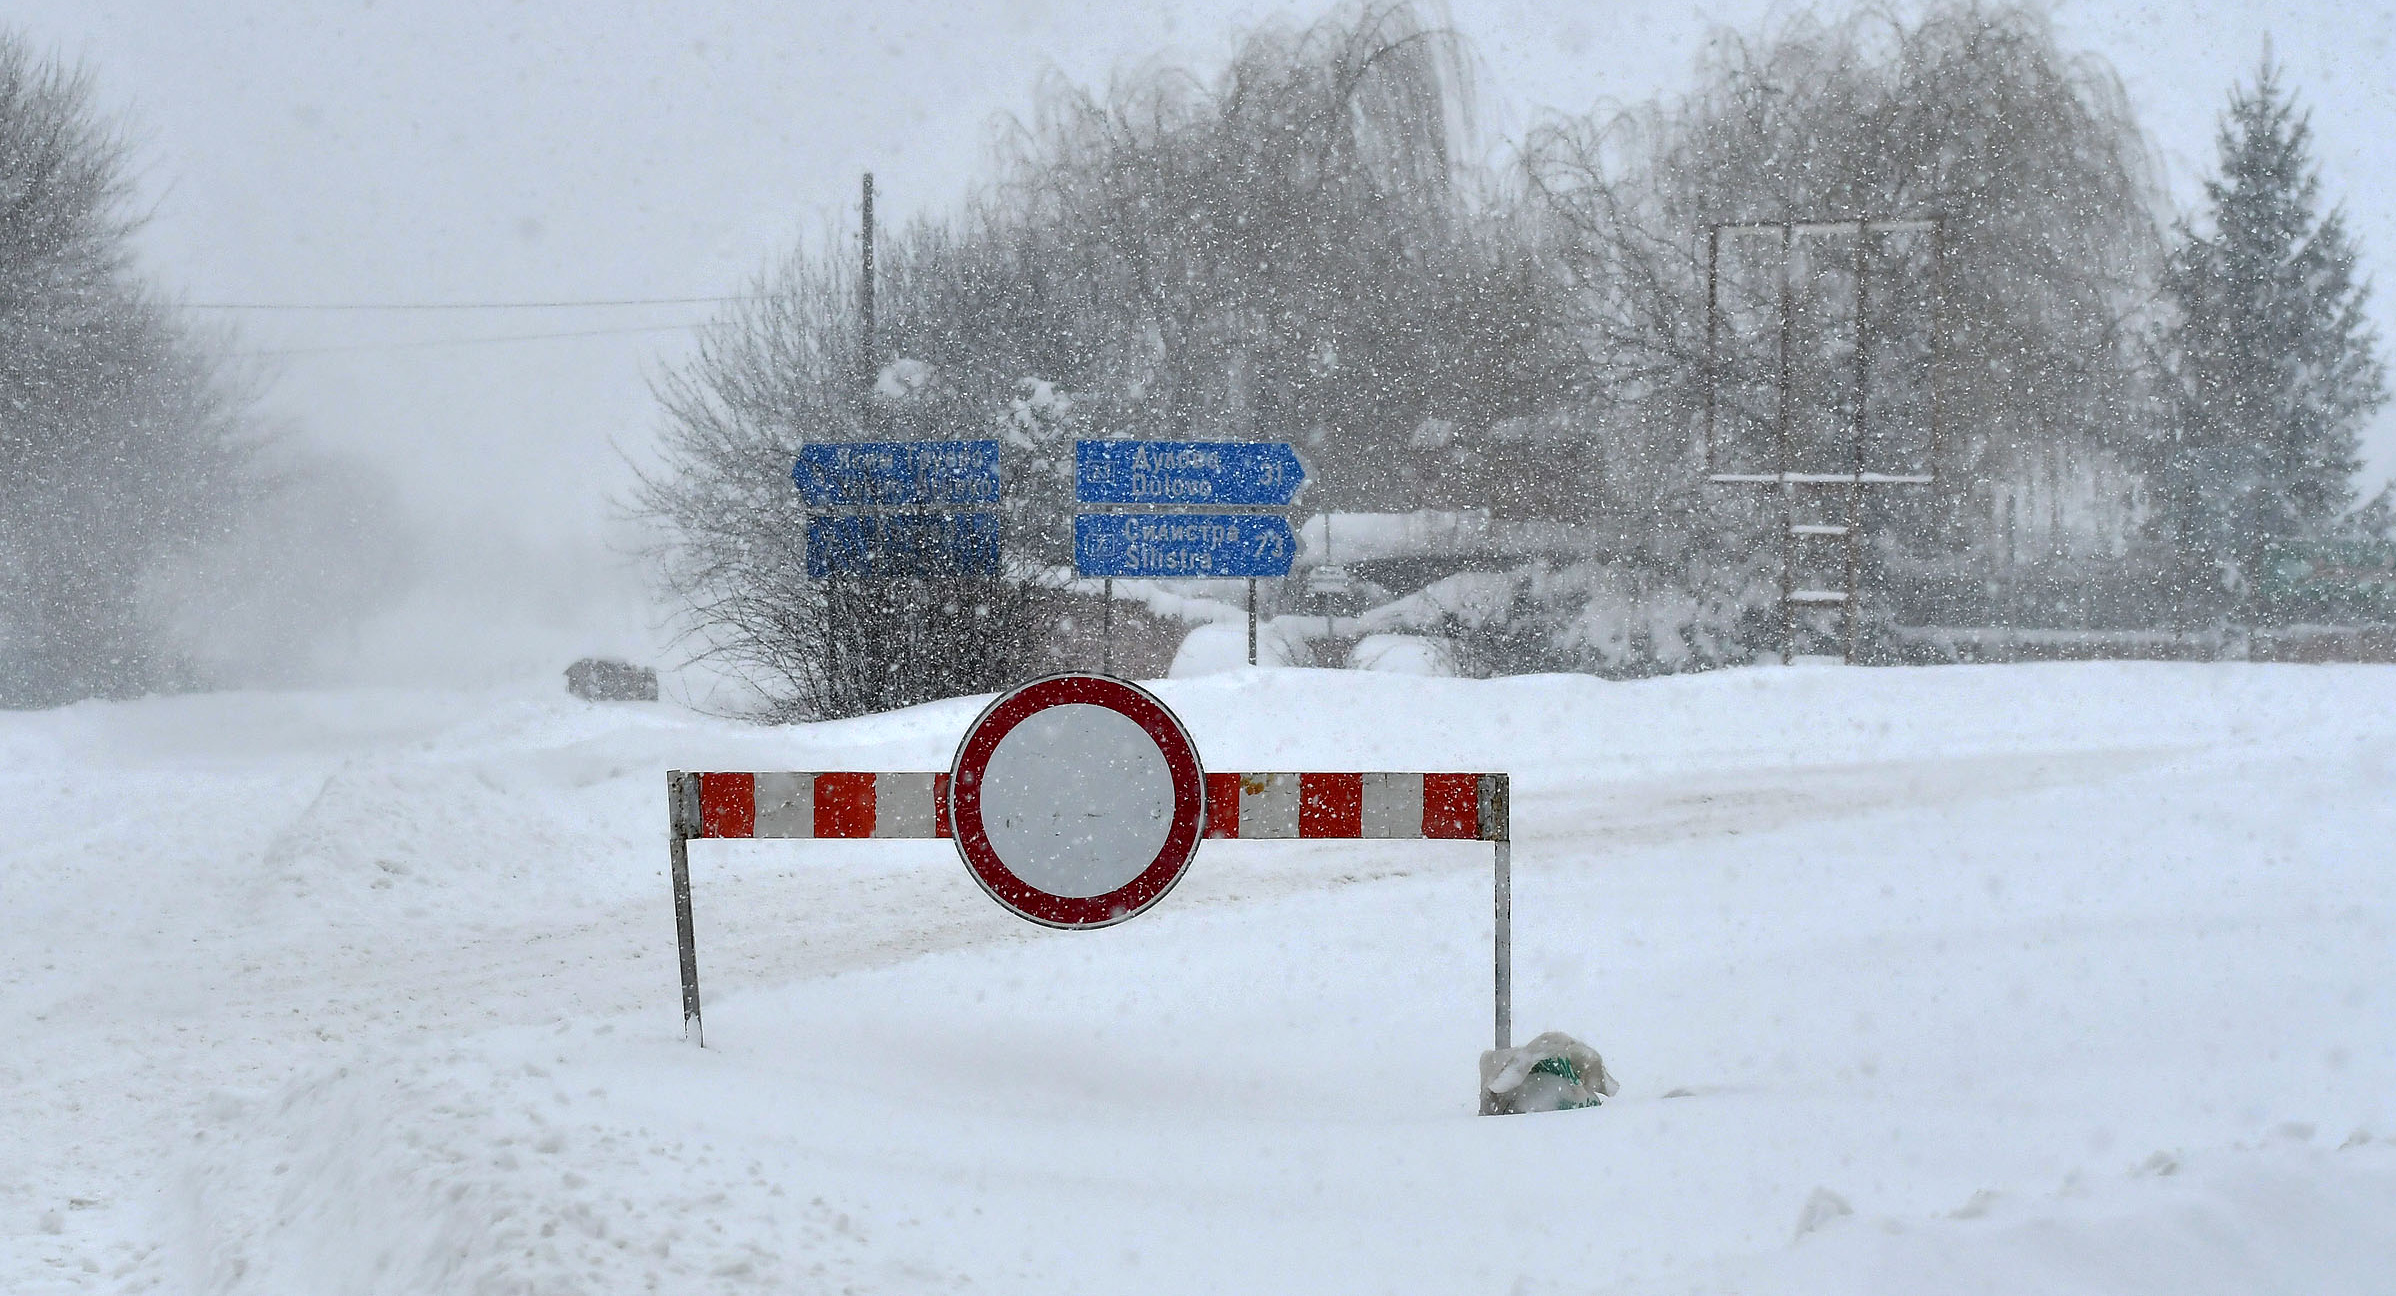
[11,0,2396,682]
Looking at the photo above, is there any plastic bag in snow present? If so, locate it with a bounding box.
[1479,1031,1618,1115]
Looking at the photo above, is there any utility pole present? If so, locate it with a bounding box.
[847,173,876,695]
[859,172,876,400]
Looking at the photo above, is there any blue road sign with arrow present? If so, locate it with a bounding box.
[1074,513,1296,579]
[808,513,1002,578]
[795,440,1001,509]
[1075,440,1305,507]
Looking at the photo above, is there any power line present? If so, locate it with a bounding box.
[235,321,708,357]
[187,294,749,311]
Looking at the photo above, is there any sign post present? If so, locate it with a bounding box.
[1248,580,1258,665]
[1072,440,1305,668]
[1071,512,1296,579]
[795,439,1003,578]
[794,440,1002,510]
[1075,440,1304,507]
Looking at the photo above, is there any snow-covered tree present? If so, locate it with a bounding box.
[2157,56,2388,595]
[0,35,260,707]
[991,1,1575,516]
[640,3,1584,716]
[1523,2,2168,642]
[636,240,1050,723]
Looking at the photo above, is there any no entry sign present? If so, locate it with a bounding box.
[947,673,1206,928]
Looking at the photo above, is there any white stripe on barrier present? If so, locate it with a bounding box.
[1361,771,1424,839]
[1237,772,1302,838]
[753,771,813,838]
[873,772,939,839]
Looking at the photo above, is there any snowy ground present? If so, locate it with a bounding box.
[5,663,2394,1294]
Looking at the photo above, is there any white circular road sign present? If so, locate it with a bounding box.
[948,673,1206,928]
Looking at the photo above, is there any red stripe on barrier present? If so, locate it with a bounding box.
[1204,772,1242,838]
[1421,773,1480,839]
[813,772,876,839]
[933,773,952,839]
[698,772,755,839]
[1299,772,1362,838]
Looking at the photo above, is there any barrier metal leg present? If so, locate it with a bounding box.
[1480,772,1514,1063]
[668,771,705,1047]
[1494,838,1512,1054]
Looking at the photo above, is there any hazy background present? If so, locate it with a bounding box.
[11,0,2392,689]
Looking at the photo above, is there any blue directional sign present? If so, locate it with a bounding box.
[794,440,1001,509]
[1075,440,1305,507]
[1074,512,1296,579]
[808,513,1002,578]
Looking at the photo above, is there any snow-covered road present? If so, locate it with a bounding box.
[5,664,2392,1292]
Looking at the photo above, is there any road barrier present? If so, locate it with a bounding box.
[665,767,1515,1104]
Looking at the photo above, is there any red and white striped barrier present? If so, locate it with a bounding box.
[665,676,1526,1113]
[1202,772,1500,841]
[680,770,1508,842]
[668,763,1518,1106]
[687,771,953,840]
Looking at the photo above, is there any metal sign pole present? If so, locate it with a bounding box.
[666,771,705,1047]
[1247,578,1258,665]
[1102,577,1114,675]
[1704,219,1945,660]
[1478,773,1514,1116]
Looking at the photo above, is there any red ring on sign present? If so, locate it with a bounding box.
[949,673,1206,929]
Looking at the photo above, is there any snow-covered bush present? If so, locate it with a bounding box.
[1418,560,1775,679]
[1169,622,1316,677]
[1346,634,1457,676]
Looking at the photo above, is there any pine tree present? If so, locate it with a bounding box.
[2160,55,2388,595]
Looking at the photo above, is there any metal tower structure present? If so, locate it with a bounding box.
[1703,218,1945,663]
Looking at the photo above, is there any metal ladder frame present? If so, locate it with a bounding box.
[1703,218,1944,663]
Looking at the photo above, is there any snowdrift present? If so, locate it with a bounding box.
[5,664,2394,1293]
